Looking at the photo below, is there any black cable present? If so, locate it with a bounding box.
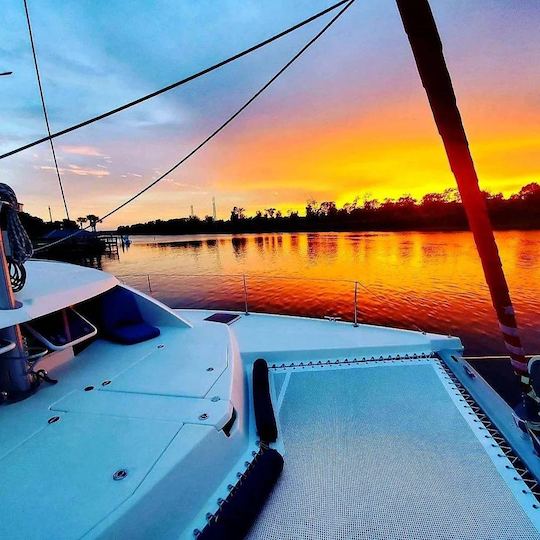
[3,0,350,161]
[23,0,70,220]
[34,0,355,253]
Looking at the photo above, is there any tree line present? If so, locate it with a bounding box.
[20,182,540,240]
[117,182,540,235]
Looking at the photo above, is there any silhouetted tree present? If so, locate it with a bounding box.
[86,214,100,232]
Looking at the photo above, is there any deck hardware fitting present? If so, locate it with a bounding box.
[227,484,233,491]
[47,416,60,424]
[193,528,201,537]
[211,396,220,402]
[205,513,212,521]
[206,367,214,372]
[84,385,94,392]
[101,380,111,386]
[157,344,164,349]
[198,413,208,420]
[112,469,128,481]
[464,365,476,378]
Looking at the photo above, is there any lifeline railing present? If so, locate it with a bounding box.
[116,272,367,327]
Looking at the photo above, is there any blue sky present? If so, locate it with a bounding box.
[1,1,539,227]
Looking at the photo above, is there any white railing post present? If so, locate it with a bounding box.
[243,274,249,315]
[353,281,359,327]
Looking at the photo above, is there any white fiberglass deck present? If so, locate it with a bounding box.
[249,360,540,540]
[179,310,460,363]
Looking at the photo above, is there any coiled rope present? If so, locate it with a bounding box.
[0,184,33,291]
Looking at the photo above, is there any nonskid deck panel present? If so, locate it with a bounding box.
[248,359,540,539]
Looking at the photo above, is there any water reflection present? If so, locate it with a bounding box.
[100,231,540,356]
[231,236,248,259]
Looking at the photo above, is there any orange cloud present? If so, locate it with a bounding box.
[58,145,106,157]
[39,164,110,177]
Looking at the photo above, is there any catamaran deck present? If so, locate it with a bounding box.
[247,359,540,540]
[1,280,538,539]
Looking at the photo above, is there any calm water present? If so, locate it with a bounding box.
[100,231,540,356]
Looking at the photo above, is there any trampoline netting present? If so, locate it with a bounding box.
[248,360,540,540]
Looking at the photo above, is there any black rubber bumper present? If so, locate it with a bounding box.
[197,448,284,540]
[252,358,278,443]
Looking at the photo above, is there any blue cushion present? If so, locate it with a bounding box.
[107,322,160,345]
[101,287,143,329]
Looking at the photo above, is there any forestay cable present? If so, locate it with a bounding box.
[34,0,355,253]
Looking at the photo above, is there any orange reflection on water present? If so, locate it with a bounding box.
[103,231,540,355]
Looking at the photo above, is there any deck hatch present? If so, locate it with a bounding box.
[204,313,240,325]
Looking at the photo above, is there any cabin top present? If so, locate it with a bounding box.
[0,259,118,329]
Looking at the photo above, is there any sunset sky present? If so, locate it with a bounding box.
[1,0,539,227]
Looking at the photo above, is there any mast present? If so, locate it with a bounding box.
[395,0,536,415]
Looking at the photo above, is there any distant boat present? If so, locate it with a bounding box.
[36,228,106,259]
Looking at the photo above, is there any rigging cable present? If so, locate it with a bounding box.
[2,0,350,161]
[34,0,356,254]
[23,0,70,220]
